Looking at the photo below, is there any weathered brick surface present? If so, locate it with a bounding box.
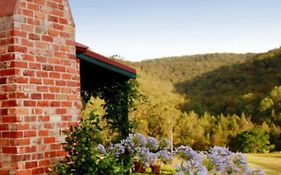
[0,0,80,174]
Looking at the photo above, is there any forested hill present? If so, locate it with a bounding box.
[128,53,256,84]
[120,48,281,150]
[126,48,281,122]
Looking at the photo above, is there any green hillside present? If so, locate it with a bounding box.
[125,48,281,150]
[128,49,281,120]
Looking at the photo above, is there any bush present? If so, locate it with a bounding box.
[175,146,265,175]
[229,128,274,153]
[52,112,126,175]
[53,128,265,175]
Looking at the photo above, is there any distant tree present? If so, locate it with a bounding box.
[229,128,274,153]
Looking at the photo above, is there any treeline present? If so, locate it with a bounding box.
[125,47,281,152]
[128,53,256,84]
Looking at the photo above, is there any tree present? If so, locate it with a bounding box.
[229,128,274,153]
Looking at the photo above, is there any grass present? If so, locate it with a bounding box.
[246,152,281,175]
[132,164,175,175]
[133,153,281,175]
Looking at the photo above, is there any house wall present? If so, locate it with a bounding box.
[0,0,81,174]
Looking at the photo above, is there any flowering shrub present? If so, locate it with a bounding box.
[54,129,265,175]
[110,133,173,167]
[51,113,126,175]
[176,146,265,175]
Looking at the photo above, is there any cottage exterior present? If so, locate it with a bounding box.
[0,0,136,174]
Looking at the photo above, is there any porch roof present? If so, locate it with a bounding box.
[75,42,136,79]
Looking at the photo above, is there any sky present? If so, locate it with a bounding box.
[69,0,281,61]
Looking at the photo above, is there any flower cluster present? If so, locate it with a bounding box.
[109,133,173,167]
[175,145,204,163]
[89,133,265,175]
[176,146,265,175]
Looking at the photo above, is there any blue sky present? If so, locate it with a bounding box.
[69,0,281,61]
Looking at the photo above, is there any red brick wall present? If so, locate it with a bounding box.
[0,0,81,174]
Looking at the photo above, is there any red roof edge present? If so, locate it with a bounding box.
[75,42,89,53]
[75,42,136,75]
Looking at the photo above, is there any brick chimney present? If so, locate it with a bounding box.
[0,0,81,174]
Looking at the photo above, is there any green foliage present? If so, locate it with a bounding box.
[124,48,281,151]
[229,128,274,153]
[81,79,141,175]
[259,86,281,125]
[52,112,126,175]
[82,79,141,142]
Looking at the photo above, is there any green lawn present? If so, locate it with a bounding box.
[246,153,281,175]
[133,153,281,175]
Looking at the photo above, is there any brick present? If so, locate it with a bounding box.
[36,71,48,78]
[2,116,20,123]
[53,23,64,30]
[28,63,41,69]
[23,70,35,76]
[2,147,17,154]
[56,108,66,114]
[50,101,60,107]
[23,9,33,17]
[23,54,35,61]
[24,116,36,122]
[23,100,36,107]
[2,100,17,107]
[38,130,49,136]
[31,93,42,99]
[24,146,36,153]
[15,124,30,130]
[28,33,40,40]
[29,78,42,84]
[0,124,9,130]
[25,161,37,169]
[21,24,34,32]
[21,38,33,47]
[34,0,45,6]
[34,12,45,19]
[16,170,31,175]
[45,151,56,158]
[15,77,28,83]
[44,137,55,144]
[42,35,53,42]
[46,2,58,9]
[11,61,28,68]
[2,132,23,138]
[27,18,40,26]
[12,139,30,146]
[48,15,58,23]
[37,101,49,107]
[8,46,27,53]
[44,123,54,129]
[27,3,40,11]
[24,131,37,137]
[0,170,10,175]
[10,29,27,37]
[39,160,50,167]
[43,94,54,100]
[38,116,49,122]
[48,29,59,36]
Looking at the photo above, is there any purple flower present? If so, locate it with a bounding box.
[147,152,158,166]
[175,145,203,163]
[134,147,151,167]
[146,136,159,151]
[157,150,173,164]
[176,160,209,175]
[96,144,106,154]
[109,143,125,157]
[207,146,232,172]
